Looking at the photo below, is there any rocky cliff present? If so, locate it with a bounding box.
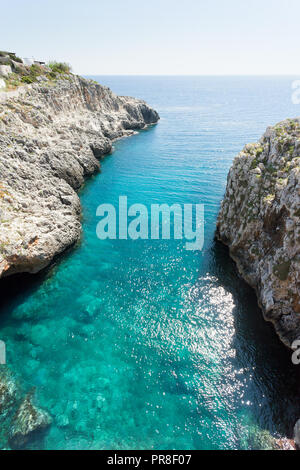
[0,75,159,278]
[216,119,300,348]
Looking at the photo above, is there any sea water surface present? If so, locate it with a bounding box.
[1,76,300,449]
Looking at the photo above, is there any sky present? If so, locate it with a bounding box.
[1,0,300,75]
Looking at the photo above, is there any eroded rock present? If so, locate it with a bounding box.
[0,369,17,415]
[216,119,300,348]
[0,75,159,278]
[8,391,52,449]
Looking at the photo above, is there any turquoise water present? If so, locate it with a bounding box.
[1,76,300,449]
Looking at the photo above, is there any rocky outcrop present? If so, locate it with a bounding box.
[216,119,300,348]
[0,368,51,449]
[0,369,17,416]
[0,75,159,278]
[9,391,52,449]
[0,65,11,77]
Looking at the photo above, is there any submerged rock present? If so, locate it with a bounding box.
[216,119,300,348]
[8,391,52,449]
[0,369,52,449]
[0,75,159,278]
[0,369,17,415]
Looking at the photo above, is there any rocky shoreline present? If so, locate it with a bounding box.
[216,118,300,349]
[217,119,300,447]
[0,74,159,279]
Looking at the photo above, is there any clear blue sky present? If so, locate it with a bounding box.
[2,0,300,75]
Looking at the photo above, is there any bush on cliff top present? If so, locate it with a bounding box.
[2,53,73,90]
[48,61,72,74]
[21,75,36,84]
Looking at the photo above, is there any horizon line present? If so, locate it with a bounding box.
[81,73,300,77]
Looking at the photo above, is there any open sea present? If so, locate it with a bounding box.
[1,76,300,449]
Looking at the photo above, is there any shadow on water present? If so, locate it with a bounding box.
[0,244,78,322]
[206,240,300,438]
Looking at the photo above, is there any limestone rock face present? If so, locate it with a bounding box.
[216,119,300,347]
[0,65,11,77]
[8,391,52,449]
[0,75,159,278]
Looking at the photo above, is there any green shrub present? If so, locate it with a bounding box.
[48,61,71,74]
[30,64,43,75]
[48,71,57,80]
[21,75,36,84]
